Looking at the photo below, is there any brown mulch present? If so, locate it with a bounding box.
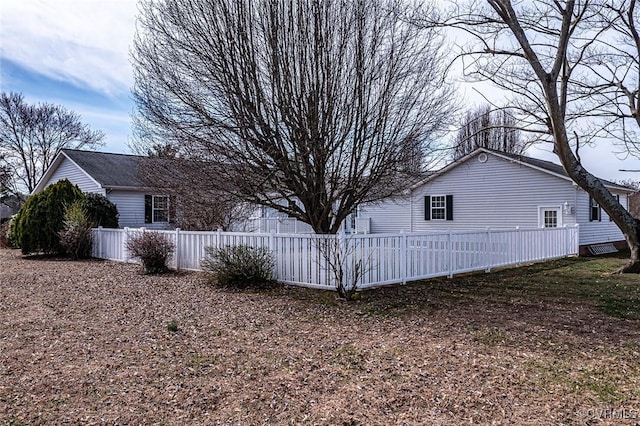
[1,248,639,425]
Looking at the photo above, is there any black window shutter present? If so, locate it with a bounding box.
[446,195,453,221]
[589,195,594,222]
[424,196,431,220]
[144,195,152,224]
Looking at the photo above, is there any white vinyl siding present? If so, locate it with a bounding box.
[358,198,412,233]
[577,191,625,245]
[410,154,578,232]
[44,156,104,195]
[360,151,628,246]
[108,190,170,230]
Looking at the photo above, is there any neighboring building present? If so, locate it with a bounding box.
[358,148,634,254]
[33,149,173,230]
[0,194,22,222]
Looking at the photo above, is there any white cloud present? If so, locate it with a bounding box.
[1,0,138,97]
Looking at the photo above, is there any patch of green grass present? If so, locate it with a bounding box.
[188,354,219,367]
[351,252,640,319]
[333,343,366,371]
[276,252,640,323]
[474,328,512,346]
[47,397,67,408]
[530,360,630,403]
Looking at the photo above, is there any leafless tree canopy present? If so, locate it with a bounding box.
[132,0,456,233]
[138,154,253,231]
[0,92,104,194]
[452,104,528,160]
[439,0,640,272]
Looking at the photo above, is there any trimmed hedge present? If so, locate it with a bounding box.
[12,180,119,255]
[82,192,119,228]
[15,179,83,254]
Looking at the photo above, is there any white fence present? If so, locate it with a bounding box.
[240,217,371,234]
[92,225,579,291]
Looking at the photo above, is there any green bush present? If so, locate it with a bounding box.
[15,179,83,254]
[58,200,93,259]
[126,231,174,274]
[82,192,119,228]
[201,245,276,288]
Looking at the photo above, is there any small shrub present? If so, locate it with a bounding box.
[167,320,179,332]
[126,231,174,274]
[201,244,276,288]
[58,200,93,259]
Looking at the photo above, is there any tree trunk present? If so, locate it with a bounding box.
[551,108,640,272]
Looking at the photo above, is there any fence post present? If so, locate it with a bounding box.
[448,230,454,278]
[269,230,276,252]
[216,228,222,249]
[574,224,580,255]
[96,226,103,259]
[485,227,491,272]
[123,227,130,261]
[339,230,353,291]
[400,231,407,285]
[515,226,521,265]
[175,228,181,271]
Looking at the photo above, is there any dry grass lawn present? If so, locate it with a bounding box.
[1,248,640,425]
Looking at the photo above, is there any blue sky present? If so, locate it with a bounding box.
[1,0,137,154]
[2,0,640,181]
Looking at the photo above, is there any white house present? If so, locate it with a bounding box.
[33,149,173,230]
[358,148,635,254]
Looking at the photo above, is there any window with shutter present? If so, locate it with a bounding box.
[425,195,453,221]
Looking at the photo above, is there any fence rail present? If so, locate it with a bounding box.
[92,225,579,291]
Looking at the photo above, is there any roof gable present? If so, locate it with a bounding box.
[412,148,632,193]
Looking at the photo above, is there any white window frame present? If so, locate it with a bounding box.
[430,195,447,220]
[152,195,169,223]
[538,206,562,228]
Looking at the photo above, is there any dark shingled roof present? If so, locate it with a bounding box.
[62,149,149,188]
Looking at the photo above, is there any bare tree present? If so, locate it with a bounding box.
[0,92,104,194]
[132,0,456,234]
[453,104,528,160]
[438,1,640,272]
[138,157,253,231]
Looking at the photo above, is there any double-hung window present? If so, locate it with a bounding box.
[145,194,170,223]
[153,195,169,223]
[424,195,453,221]
[431,195,446,220]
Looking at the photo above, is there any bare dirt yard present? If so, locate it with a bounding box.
[1,248,640,425]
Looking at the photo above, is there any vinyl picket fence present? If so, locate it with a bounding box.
[92,225,579,291]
